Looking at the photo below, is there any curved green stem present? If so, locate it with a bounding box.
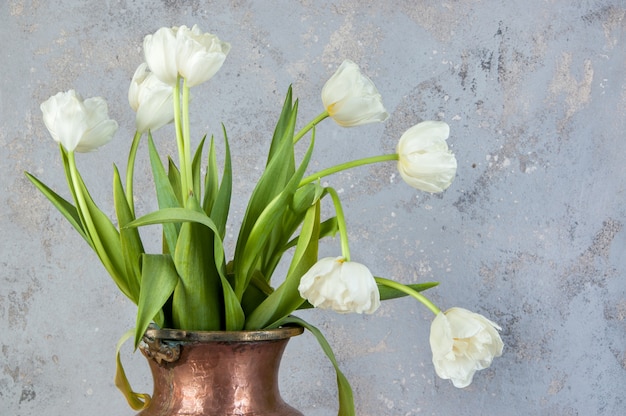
[375,277,441,315]
[326,187,350,261]
[125,130,142,216]
[293,110,328,144]
[300,153,399,187]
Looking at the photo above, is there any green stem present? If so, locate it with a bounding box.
[173,76,188,205]
[300,153,399,187]
[293,110,328,144]
[181,78,193,200]
[326,187,350,261]
[375,277,441,315]
[125,130,142,216]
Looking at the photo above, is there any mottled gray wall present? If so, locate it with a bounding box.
[2,1,625,415]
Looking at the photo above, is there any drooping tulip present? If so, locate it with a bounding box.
[41,90,118,153]
[128,63,175,133]
[298,256,381,314]
[321,60,389,127]
[396,121,457,193]
[429,307,504,388]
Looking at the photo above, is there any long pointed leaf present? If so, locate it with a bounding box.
[113,165,143,300]
[147,136,181,254]
[72,165,134,301]
[202,136,219,215]
[191,135,206,200]
[128,206,243,330]
[210,125,232,239]
[273,316,355,416]
[235,131,315,298]
[172,198,223,330]
[24,172,91,245]
[377,281,439,300]
[115,329,151,411]
[134,254,178,347]
[245,201,320,329]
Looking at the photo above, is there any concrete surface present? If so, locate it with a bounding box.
[1,0,625,415]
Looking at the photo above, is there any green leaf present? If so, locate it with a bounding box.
[171,198,223,331]
[267,85,296,171]
[234,131,315,299]
[378,281,439,300]
[167,158,183,206]
[260,183,325,278]
[147,136,181,254]
[72,165,134,302]
[245,201,320,329]
[191,135,206,200]
[134,254,178,347]
[113,165,143,301]
[115,329,151,411]
[234,91,299,271]
[24,172,91,246]
[210,125,232,239]
[202,136,219,215]
[128,205,244,330]
[273,316,355,416]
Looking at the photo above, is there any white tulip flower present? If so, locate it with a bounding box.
[321,60,389,127]
[143,26,179,86]
[298,256,381,314]
[41,90,118,153]
[143,25,230,87]
[396,121,457,193]
[128,63,175,133]
[429,307,504,388]
[176,24,231,87]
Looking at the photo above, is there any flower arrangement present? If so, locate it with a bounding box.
[27,24,503,414]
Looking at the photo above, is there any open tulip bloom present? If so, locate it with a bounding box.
[26,24,503,415]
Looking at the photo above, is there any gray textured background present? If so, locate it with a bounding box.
[2,1,625,415]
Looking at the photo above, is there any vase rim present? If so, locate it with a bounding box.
[144,325,304,342]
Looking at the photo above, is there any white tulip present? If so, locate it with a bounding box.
[429,307,504,388]
[396,121,457,193]
[298,257,381,314]
[321,60,389,127]
[128,63,175,133]
[176,24,231,87]
[143,26,179,86]
[41,90,118,153]
[143,25,230,87]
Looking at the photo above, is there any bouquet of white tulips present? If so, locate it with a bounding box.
[27,24,503,414]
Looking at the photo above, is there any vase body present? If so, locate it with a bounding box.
[137,326,304,416]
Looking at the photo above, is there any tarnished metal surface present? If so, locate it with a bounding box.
[137,327,304,415]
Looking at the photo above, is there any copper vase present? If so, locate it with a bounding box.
[137,326,304,416]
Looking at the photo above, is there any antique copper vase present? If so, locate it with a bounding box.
[137,326,304,416]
